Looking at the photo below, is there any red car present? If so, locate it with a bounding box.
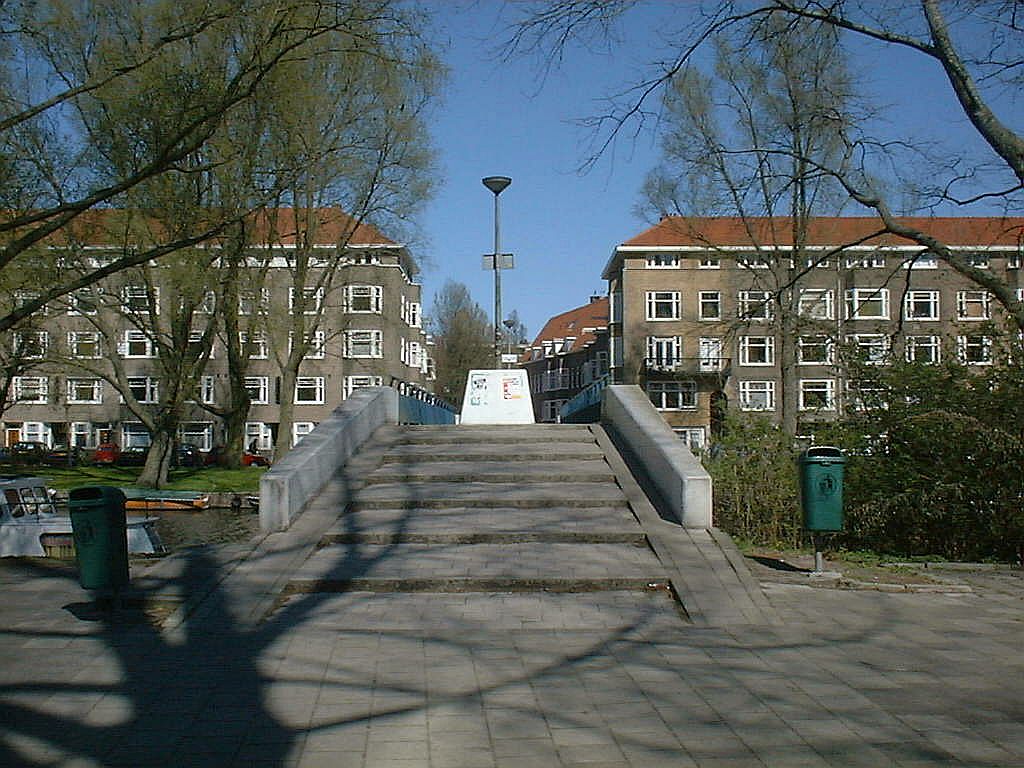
[204,446,270,467]
[92,442,121,465]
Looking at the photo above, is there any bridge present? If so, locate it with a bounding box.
[257,384,777,628]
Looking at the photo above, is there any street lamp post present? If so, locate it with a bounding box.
[482,175,511,368]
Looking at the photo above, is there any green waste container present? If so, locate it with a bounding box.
[799,446,846,532]
[69,486,129,590]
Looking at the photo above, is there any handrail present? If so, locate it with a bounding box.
[559,374,609,423]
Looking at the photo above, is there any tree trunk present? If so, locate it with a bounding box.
[275,367,297,462]
[137,429,175,489]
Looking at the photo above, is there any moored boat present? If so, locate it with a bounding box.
[0,476,166,557]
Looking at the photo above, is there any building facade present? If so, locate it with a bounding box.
[603,217,1024,449]
[523,296,609,422]
[2,208,435,456]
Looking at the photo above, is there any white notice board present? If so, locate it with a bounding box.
[459,369,535,425]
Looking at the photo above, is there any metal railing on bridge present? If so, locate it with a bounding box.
[559,374,609,424]
[390,378,458,425]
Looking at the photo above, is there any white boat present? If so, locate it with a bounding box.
[0,476,166,557]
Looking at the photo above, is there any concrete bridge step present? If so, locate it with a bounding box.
[351,481,628,510]
[380,424,594,444]
[379,442,605,462]
[362,459,616,484]
[287,542,668,595]
[320,506,643,546]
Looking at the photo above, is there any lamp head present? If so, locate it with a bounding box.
[482,176,512,195]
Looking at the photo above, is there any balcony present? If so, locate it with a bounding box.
[642,357,732,381]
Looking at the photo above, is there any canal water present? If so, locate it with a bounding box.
[153,507,261,550]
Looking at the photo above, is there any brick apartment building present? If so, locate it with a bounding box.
[523,296,609,422]
[1,208,435,455]
[603,216,1024,449]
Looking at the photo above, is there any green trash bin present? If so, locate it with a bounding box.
[799,446,846,532]
[69,486,129,591]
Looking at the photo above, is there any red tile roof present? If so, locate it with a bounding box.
[622,216,1024,248]
[527,297,609,355]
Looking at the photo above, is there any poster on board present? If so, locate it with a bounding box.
[460,369,535,425]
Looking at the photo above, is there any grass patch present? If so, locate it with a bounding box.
[0,463,266,493]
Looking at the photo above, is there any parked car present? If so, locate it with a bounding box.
[175,444,204,468]
[9,441,48,464]
[92,442,121,465]
[204,445,271,468]
[116,446,149,466]
[42,444,84,467]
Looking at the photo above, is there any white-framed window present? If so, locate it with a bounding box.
[13,331,47,359]
[738,253,771,269]
[646,336,681,368]
[737,290,773,321]
[14,289,46,315]
[244,376,270,404]
[121,330,156,358]
[957,290,991,320]
[965,253,990,269]
[1009,251,1021,269]
[645,254,679,268]
[805,255,831,269]
[240,331,268,359]
[289,330,325,359]
[178,422,213,451]
[13,376,48,404]
[847,334,891,365]
[345,330,383,358]
[845,253,886,269]
[70,422,92,448]
[188,331,211,359]
[238,288,270,315]
[904,290,940,321]
[738,336,775,366]
[345,375,383,398]
[905,252,938,269]
[292,422,316,446]
[698,257,720,269]
[739,380,776,411]
[906,335,941,364]
[845,287,889,320]
[67,377,102,404]
[295,377,325,404]
[289,286,324,315]
[645,291,681,321]
[122,285,158,314]
[958,335,993,365]
[646,381,697,410]
[799,379,836,411]
[407,341,422,368]
[245,422,274,451]
[699,337,724,371]
[200,375,216,405]
[67,287,101,315]
[197,290,217,314]
[674,427,706,452]
[406,300,421,327]
[798,335,834,365]
[121,422,151,449]
[68,331,103,359]
[699,291,722,320]
[21,421,49,443]
[344,284,383,313]
[797,288,834,320]
[126,376,159,404]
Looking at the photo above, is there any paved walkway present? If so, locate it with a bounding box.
[0,423,1021,767]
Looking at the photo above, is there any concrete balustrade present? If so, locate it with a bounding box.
[259,387,398,532]
[600,384,713,529]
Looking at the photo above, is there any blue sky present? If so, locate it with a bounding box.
[416,2,1020,341]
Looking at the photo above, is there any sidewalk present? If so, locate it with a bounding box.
[1,541,1022,767]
